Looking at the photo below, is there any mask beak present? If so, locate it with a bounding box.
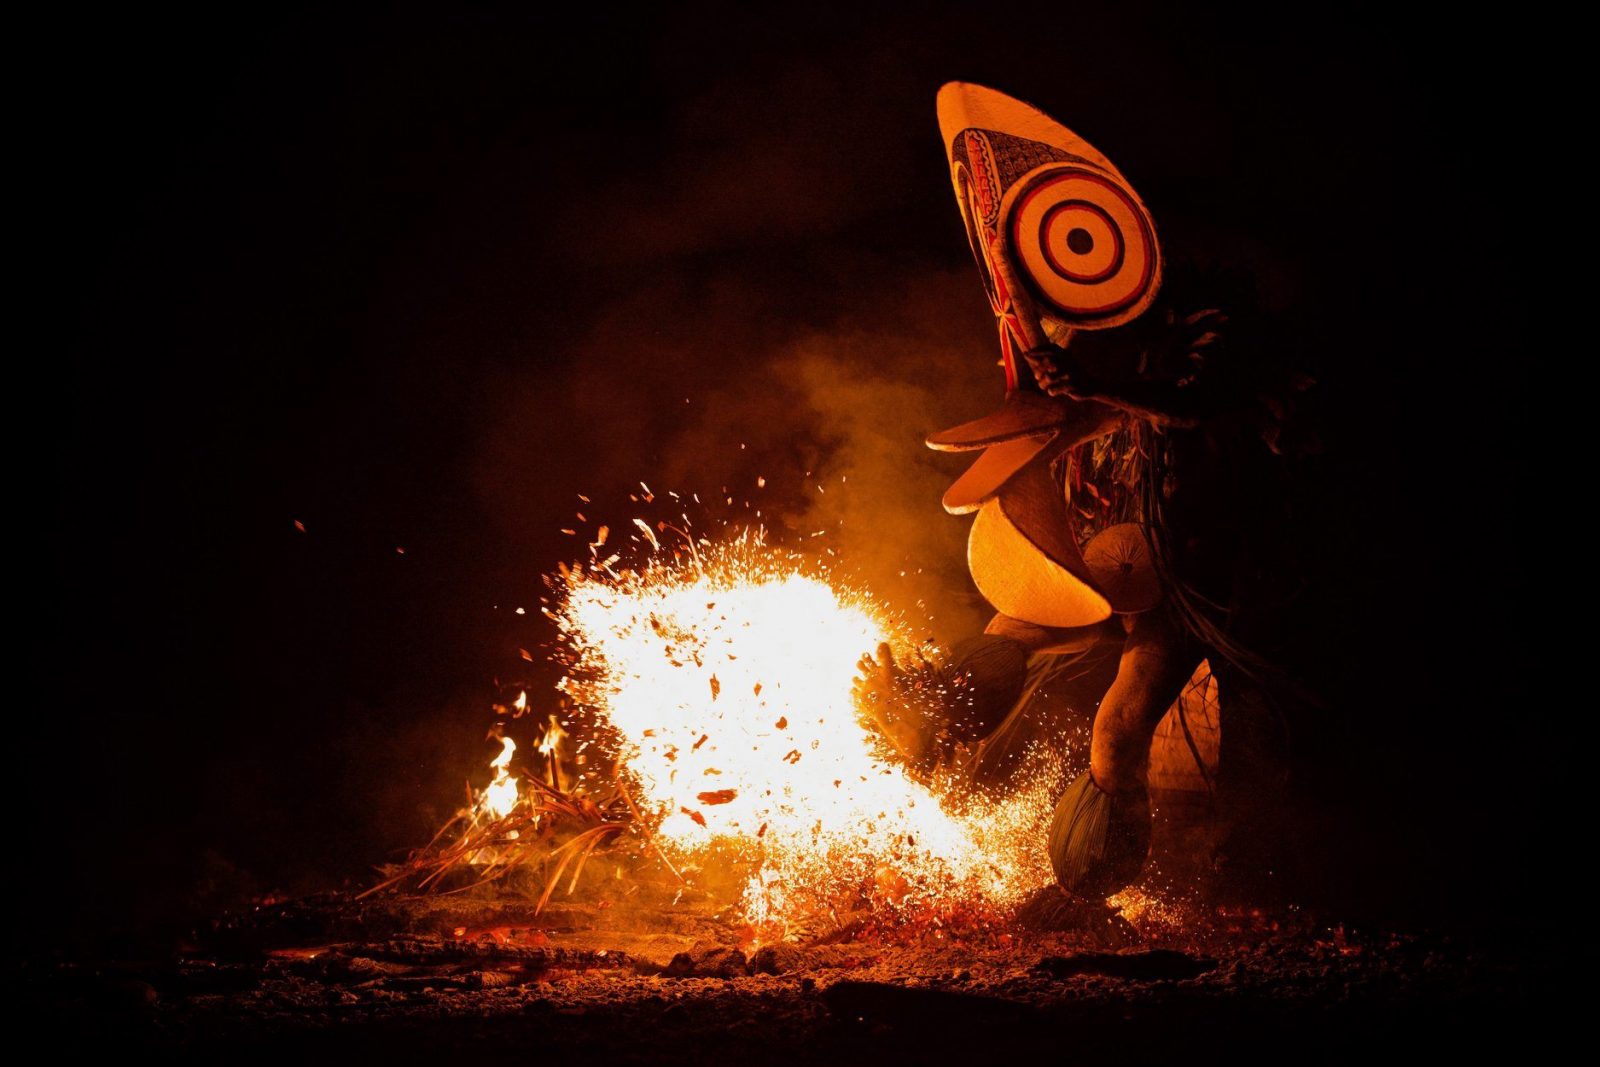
[927,393,1123,514]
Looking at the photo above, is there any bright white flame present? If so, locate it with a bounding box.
[481,736,519,819]
[554,542,1045,926]
[537,714,567,756]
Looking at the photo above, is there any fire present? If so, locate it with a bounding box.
[481,736,519,820]
[552,536,1050,927]
[537,714,568,791]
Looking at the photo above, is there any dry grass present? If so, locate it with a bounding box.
[360,776,634,911]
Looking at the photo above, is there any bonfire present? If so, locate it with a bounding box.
[368,523,1065,941]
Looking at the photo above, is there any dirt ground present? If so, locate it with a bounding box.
[15,885,1558,1063]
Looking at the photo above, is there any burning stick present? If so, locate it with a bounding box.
[538,714,568,793]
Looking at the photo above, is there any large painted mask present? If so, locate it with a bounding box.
[930,83,1164,628]
[938,81,1164,389]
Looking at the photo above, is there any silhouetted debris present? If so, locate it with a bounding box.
[750,943,805,975]
[663,945,750,978]
[22,892,1541,1059]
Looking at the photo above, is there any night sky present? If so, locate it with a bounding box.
[32,3,1533,943]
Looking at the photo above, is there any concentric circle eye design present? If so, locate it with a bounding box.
[1005,165,1160,328]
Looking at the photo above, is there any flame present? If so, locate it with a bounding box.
[553,536,1049,927]
[537,713,568,791]
[481,736,520,820]
[537,714,567,756]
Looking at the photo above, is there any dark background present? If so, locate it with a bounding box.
[30,2,1534,946]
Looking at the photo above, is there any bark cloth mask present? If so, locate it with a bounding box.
[929,83,1165,627]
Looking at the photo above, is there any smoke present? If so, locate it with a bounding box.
[757,306,1001,644]
[467,57,1010,646]
[473,260,1004,646]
